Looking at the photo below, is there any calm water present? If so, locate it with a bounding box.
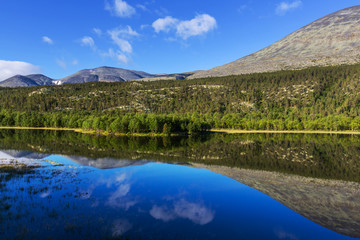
[0,130,359,239]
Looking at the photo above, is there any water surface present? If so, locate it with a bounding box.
[1,130,359,239]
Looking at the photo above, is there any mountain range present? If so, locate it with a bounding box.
[1,5,360,87]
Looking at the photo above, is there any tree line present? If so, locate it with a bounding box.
[1,64,360,132]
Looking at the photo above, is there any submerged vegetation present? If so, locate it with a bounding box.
[1,64,360,132]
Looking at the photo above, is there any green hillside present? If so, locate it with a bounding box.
[1,64,360,133]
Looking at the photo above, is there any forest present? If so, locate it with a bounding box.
[1,64,360,133]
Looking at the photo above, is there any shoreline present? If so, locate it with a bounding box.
[1,126,360,136]
[210,129,360,135]
[0,126,179,137]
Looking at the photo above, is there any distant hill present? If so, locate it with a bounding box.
[190,5,360,79]
[58,66,156,85]
[0,66,157,87]
[0,75,42,87]
[0,74,54,88]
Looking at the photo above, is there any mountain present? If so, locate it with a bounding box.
[0,75,40,87]
[190,5,360,79]
[0,74,53,88]
[58,66,156,84]
[26,74,53,85]
[0,67,156,87]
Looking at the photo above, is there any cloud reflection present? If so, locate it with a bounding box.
[274,228,298,240]
[112,219,132,237]
[150,199,214,225]
[105,173,138,210]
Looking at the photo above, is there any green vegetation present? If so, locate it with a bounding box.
[1,64,360,132]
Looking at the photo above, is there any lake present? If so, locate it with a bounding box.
[0,130,359,239]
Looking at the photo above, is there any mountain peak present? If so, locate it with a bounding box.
[58,67,155,84]
[190,5,360,79]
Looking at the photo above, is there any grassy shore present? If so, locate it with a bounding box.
[210,129,360,135]
[1,126,360,136]
[0,126,177,137]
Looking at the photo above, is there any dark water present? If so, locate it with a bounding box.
[0,130,359,239]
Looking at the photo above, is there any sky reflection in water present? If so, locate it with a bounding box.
[0,153,353,240]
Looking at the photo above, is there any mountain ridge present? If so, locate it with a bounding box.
[0,66,158,87]
[189,5,360,79]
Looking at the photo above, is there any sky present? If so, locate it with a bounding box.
[0,0,359,81]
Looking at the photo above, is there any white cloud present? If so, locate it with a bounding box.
[93,28,102,36]
[72,59,79,65]
[0,60,41,81]
[152,16,179,33]
[111,37,132,53]
[42,36,54,45]
[152,14,217,40]
[81,36,96,50]
[105,0,136,18]
[116,53,129,64]
[276,1,302,15]
[108,26,139,53]
[101,48,129,64]
[176,14,217,40]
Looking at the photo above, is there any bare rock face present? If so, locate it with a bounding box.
[190,5,360,79]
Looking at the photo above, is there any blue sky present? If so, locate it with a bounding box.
[0,0,359,80]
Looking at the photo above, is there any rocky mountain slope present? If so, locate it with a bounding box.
[0,74,53,87]
[58,66,155,85]
[0,67,157,87]
[0,75,38,87]
[190,5,360,79]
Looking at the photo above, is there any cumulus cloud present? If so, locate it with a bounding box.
[108,26,139,53]
[0,60,41,81]
[101,49,129,64]
[276,1,302,15]
[176,14,217,40]
[81,36,96,50]
[105,0,136,18]
[42,36,54,45]
[152,14,217,40]
[152,16,179,33]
